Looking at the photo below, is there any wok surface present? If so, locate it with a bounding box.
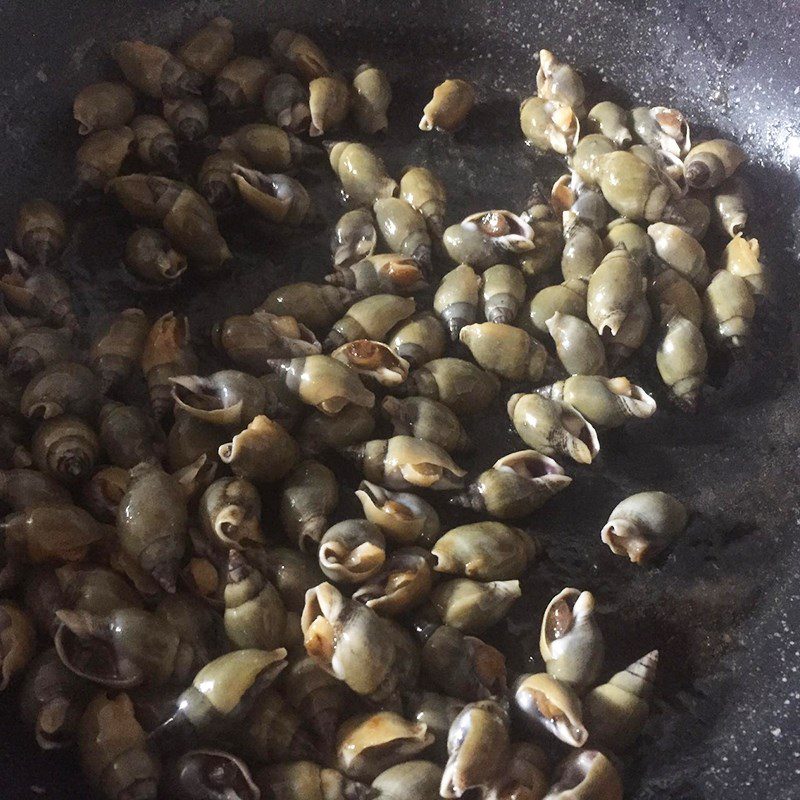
[0,1,798,798]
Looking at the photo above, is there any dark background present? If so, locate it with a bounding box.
[0,1,798,798]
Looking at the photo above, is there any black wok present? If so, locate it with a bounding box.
[0,0,798,798]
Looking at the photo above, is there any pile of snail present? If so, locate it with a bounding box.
[0,16,764,800]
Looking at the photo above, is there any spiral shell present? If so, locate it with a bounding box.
[441,700,511,799]
[601,491,687,564]
[584,649,658,750]
[540,588,604,690]
[507,393,599,464]
[513,672,587,747]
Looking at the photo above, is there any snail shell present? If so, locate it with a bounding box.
[601,491,687,563]
[381,395,471,454]
[434,263,482,340]
[546,312,608,377]
[584,649,659,750]
[419,78,475,132]
[433,522,540,581]
[113,39,203,98]
[507,393,600,464]
[281,651,349,746]
[224,550,286,651]
[513,672,588,747]
[20,647,91,750]
[255,761,370,800]
[168,748,260,800]
[32,415,99,486]
[482,263,526,325]
[21,362,101,421]
[14,199,67,266]
[344,435,466,491]
[162,188,232,273]
[352,63,392,135]
[1,504,107,564]
[352,547,434,616]
[130,115,179,173]
[561,210,605,280]
[117,462,188,593]
[324,294,416,352]
[527,279,588,340]
[374,197,432,271]
[520,96,580,154]
[537,49,586,116]
[199,477,263,551]
[702,269,756,349]
[308,73,350,137]
[177,17,234,78]
[587,101,633,147]
[326,252,428,297]
[0,601,36,690]
[75,127,135,190]
[99,402,164,469]
[302,582,415,708]
[596,151,673,222]
[318,519,386,585]
[420,624,507,701]
[387,311,447,369]
[330,208,378,270]
[713,176,748,238]
[259,282,361,334]
[721,233,764,295]
[405,692,465,763]
[402,358,500,417]
[270,29,330,81]
[214,310,320,375]
[233,166,314,226]
[400,166,446,238]
[603,218,653,272]
[542,749,623,800]
[73,82,137,136]
[150,648,288,749]
[332,340,410,386]
[355,480,440,546]
[327,141,397,206]
[647,222,710,290]
[240,687,316,764]
[251,547,325,614]
[372,760,444,800]
[431,578,521,634]
[586,246,647,337]
[212,57,273,110]
[268,355,375,416]
[78,691,161,800]
[141,312,198,421]
[280,460,338,553]
[537,375,656,429]
[262,72,311,132]
[451,449,571,520]
[336,711,433,781]
[90,309,150,392]
[540,588,605,691]
[444,210,535,271]
[656,315,707,412]
[218,415,300,485]
[649,267,703,328]
[109,174,183,222]
[441,699,511,798]
[684,138,746,190]
[0,468,71,511]
[162,96,209,142]
[220,124,313,172]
